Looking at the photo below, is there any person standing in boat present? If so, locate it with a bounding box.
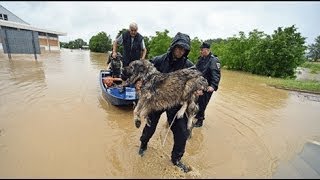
[112,22,147,67]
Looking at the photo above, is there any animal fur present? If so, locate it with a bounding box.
[123,59,208,132]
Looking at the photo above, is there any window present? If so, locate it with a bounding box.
[0,14,8,21]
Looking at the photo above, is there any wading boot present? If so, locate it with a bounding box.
[173,160,191,173]
[138,142,147,157]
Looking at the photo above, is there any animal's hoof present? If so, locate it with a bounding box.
[135,120,141,128]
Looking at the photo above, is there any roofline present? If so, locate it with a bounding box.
[0,5,30,25]
[0,19,67,36]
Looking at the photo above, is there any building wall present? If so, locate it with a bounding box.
[0,5,64,53]
[39,38,59,46]
[0,5,30,24]
[0,30,61,52]
[39,37,60,51]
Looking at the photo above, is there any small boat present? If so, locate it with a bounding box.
[99,69,138,106]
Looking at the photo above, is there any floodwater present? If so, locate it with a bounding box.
[0,49,319,178]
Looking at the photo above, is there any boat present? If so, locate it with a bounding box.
[99,69,138,106]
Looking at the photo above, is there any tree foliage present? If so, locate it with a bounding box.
[114,28,127,55]
[60,38,87,49]
[147,29,172,59]
[143,36,150,59]
[307,35,320,61]
[89,32,112,53]
[213,25,306,78]
[83,25,308,78]
[189,37,201,63]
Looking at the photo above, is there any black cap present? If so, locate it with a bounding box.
[200,42,210,49]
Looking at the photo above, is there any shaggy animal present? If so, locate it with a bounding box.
[122,59,208,131]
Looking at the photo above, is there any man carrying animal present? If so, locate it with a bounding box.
[194,42,221,127]
[136,32,195,173]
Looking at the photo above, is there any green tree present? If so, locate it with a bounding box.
[144,36,150,59]
[60,42,68,48]
[245,29,269,72]
[246,35,273,75]
[189,37,202,63]
[205,38,224,46]
[148,29,172,59]
[267,25,307,77]
[59,39,87,49]
[89,32,112,53]
[74,38,87,49]
[211,40,228,67]
[114,28,127,55]
[67,40,76,49]
[307,35,320,61]
[219,32,249,71]
[212,25,306,78]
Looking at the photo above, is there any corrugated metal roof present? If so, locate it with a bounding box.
[0,5,30,25]
[0,19,67,36]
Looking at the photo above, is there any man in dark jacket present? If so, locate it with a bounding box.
[194,42,221,127]
[112,22,147,67]
[137,32,194,173]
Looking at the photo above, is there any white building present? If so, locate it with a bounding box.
[0,5,67,53]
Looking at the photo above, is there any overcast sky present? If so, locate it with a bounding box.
[1,1,319,45]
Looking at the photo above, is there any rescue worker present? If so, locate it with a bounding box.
[137,32,195,173]
[194,42,221,127]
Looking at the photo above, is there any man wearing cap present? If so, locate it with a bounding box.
[136,32,194,173]
[194,42,221,127]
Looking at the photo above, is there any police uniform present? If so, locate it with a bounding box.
[195,42,221,127]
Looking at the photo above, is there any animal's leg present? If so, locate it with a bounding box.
[139,108,151,127]
[186,96,198,130]
[182,78,198,102]
[187,114,195,130]
[176,101,188,119]
[186,98,199,139]
[186,110,197,140]
[133,102,143,128]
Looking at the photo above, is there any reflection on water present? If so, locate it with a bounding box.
[0,50,319,178]
[89,51,108,71]
[0,54,47,118]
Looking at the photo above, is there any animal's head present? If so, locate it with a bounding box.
[122,59,158,84]
[194,76,209,96]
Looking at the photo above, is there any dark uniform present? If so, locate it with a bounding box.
[138,32,194,173]
[195,43,221,127]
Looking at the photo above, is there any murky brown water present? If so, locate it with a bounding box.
[0,49,319,178]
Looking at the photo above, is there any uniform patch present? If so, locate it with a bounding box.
[216,62,221,69]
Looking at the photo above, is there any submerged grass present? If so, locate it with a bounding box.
[300,62,320,74]
[252,74,320,94]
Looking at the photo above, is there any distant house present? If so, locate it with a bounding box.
[0,5,67,54]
